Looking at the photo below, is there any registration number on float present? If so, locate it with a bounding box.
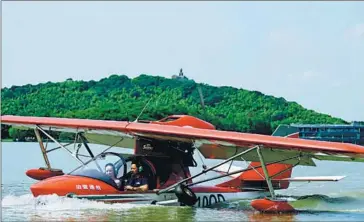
[196,194,225,207]
[75,184,102,190]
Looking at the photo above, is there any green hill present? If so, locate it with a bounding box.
[1,74,347,140]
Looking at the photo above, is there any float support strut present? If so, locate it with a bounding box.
[256,146,276,199]
[34,128,51,169]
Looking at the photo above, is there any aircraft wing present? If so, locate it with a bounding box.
[2,115,364,166]
[1,115,136,149]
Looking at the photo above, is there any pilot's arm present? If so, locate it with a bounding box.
[125,177,149,192]
[134,177,149,192]
[124,182,134,191]
[123,172,133,190]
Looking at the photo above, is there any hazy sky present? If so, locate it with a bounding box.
[2,2,364,121]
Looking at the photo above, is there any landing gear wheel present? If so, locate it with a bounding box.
[151,200,157,205]
[174,184,197,206]
[65,193,76,198]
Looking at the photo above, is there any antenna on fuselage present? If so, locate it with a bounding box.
[197,84,206,113]
[134,97,153,122]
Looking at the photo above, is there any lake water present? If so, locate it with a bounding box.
[2,142,364,221]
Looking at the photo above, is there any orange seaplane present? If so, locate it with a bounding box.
[1,114,364,213]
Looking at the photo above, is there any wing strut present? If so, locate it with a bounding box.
[252,147,297,212]
[79,133,95,158]
[34,128,51,169]
[157,145,259,195]
[36,125,85,166]
[79,133,103,173]
[256,146,276,199]
[185,154,302,187]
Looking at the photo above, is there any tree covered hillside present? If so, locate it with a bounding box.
[1,74,347,140]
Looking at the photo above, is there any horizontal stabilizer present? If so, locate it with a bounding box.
[274,176,346,182]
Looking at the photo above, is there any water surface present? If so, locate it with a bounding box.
[2,142,364,221]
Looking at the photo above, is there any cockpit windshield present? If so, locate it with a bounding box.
[69,152,126,188]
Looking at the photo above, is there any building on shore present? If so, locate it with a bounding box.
[172,68,188,80]
[273,122,364,145]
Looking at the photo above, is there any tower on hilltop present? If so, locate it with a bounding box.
[172,68,188,80]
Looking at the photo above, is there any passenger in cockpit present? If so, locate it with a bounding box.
[105,163,121,188]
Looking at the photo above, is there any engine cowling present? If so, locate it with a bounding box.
[151,115,215,130]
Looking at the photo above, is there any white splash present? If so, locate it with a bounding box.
[2,193,152,210]
[2,194,160,221]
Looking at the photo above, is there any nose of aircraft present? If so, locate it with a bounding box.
[29,175,70,197]
[29,174,122,198]
[30,181,45,197]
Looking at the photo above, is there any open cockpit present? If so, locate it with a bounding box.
[67,135,196,192]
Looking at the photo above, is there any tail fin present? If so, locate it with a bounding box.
[217,125,299,189]
[239,162,292,189]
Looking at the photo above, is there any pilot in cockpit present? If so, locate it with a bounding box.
[124,163,149,192]
[105,163,121,188]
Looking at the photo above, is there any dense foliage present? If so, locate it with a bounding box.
[1,74,347,141]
